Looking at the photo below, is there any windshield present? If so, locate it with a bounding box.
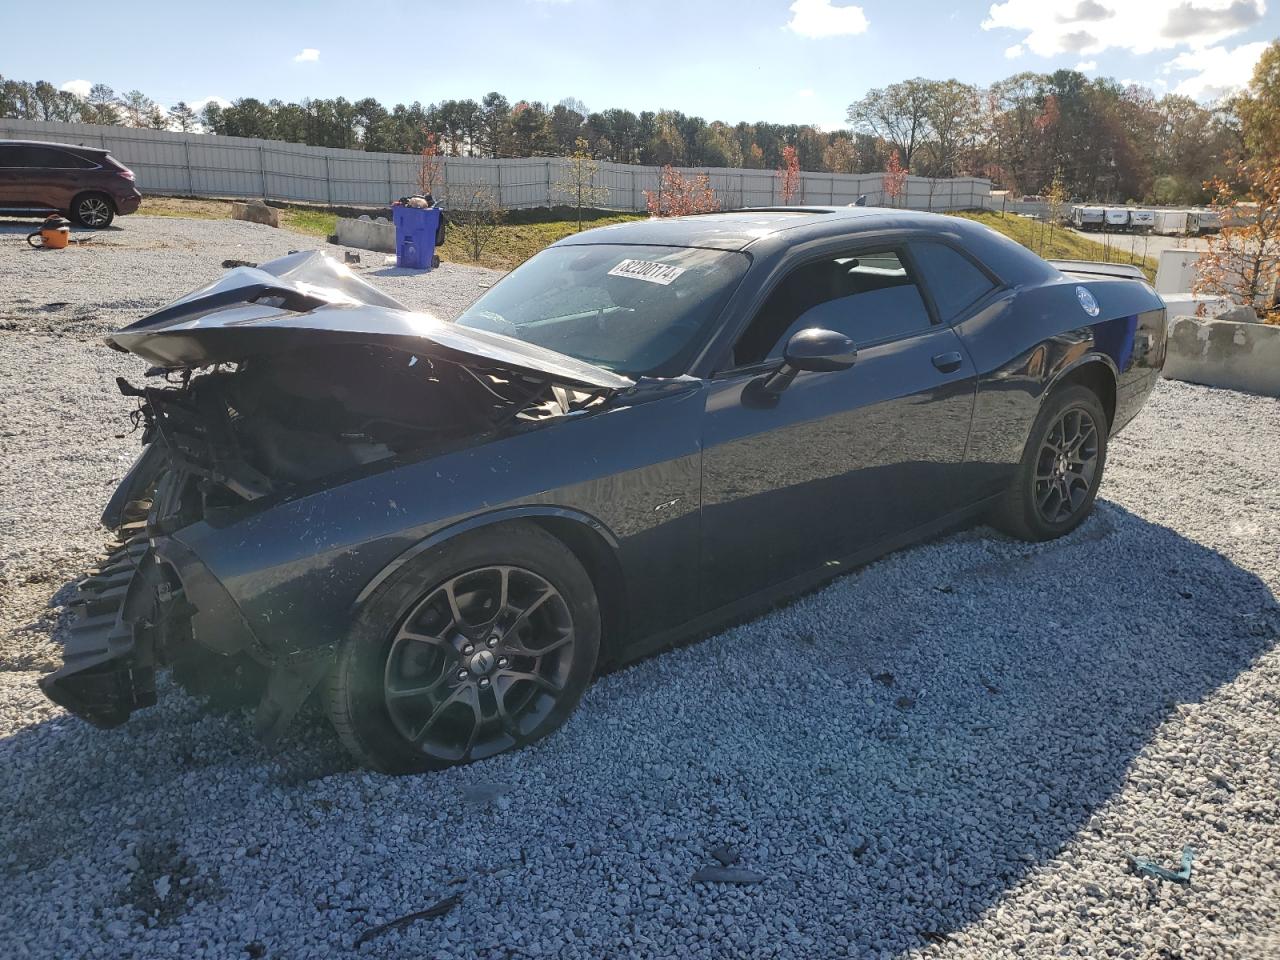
[455,244,750,378]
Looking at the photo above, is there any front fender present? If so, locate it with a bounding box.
[169,383,706,660]
[352,504,620,607]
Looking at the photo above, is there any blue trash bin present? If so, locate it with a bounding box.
[392,205,441,270]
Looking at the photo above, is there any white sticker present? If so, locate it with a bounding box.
[607,258,686,285]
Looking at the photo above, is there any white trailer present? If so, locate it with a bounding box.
[1073,206,1105,231]
[1154,210,1189,236]
[1189,209,1222,234]
[1129,209,1155,233]
[1104,207,1131,231]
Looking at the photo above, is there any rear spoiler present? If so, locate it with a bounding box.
[1049,260,1148,281]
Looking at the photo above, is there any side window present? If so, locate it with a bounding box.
[23,147,95,169]
[909,241,997,322]
[0,146,31,168]
[733,249,933,366]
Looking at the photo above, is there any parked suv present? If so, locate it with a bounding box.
[0,139,142,228]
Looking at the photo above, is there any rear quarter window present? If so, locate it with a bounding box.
[910,241,997,322]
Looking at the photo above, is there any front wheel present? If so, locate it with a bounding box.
[993,384,1108,542]
[326,522,600,773]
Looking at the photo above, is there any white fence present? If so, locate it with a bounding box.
[0,119,992,213]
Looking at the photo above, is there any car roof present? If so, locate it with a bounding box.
[553,205,1061,284]
[554,205,1027,252]
[0,139,109,155]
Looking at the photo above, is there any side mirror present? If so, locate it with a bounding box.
[745,328,857,405]
[783,328,858,373]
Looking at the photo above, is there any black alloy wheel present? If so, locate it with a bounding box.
[1033,407,1100,525]
[993,383,1109,542]
[382,565,576,763]
[327,522,600,773]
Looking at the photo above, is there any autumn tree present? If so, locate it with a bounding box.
[645,166,720,217]
[1236,40,1280,161]
[417,130,444,198]
[1194,156,1280,316]
[777,144,801,204]
[823,136,857,174]
[552,137,610,231]
[883,150,908,207]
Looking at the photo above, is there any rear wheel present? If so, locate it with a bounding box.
[71,192,114,228]
[326,522,600,773]
[993,384,1108,541]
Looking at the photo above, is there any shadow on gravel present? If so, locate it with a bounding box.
[0,219,121,237]
[1,502,1276,956]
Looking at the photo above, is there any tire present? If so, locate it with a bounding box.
[71,192,115,228]
[326,522,600,774]
[992,384,1109,542]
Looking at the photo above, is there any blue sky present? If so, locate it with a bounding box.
[3,0,1277,128]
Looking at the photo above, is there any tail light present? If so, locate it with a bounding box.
[117,168,135,181]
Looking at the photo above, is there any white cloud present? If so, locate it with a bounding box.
[1120,77,1171,90]
[60,79,92,98]
[798,88,816,97]
[1167,40,1269,97]
[1005,43,1026,58]
[292,48,320,62]
[786,0,869,38]
[190,95,232,112]
[981,0,1266,57]
[1075,59,1098,70]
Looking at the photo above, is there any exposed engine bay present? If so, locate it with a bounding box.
[115,345,605,525]
[40,251,624,739]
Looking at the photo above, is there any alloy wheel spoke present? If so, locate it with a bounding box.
[498,669,564,695]
[492,676,524,740]
[386,673,449,700]
[459,685,484,760]
[411,683,470,743]
[505,629,573,659]
[502,587,557,643]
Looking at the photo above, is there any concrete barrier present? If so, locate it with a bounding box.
[231,201,279,228]
[1163,316,1280,397]
[336,215,395,253]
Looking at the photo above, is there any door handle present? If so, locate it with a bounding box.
[931,351,963,373]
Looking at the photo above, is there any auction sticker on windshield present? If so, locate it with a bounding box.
[608,259,687,285]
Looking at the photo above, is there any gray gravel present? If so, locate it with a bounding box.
[0,215,501,335]
[2,217,1279,959]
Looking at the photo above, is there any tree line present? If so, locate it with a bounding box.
[3,44,1275,205]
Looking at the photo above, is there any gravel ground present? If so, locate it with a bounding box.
[0,215,501,335]
[1,217,1278,959]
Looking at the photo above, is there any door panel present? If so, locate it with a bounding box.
[699,326,976,611]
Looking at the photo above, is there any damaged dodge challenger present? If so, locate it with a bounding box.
[42,207,1167,772]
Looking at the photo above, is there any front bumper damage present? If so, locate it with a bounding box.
[40,527,331,744]
[39,532,189,727]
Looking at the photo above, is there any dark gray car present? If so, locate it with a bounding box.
[41,207,1167,772]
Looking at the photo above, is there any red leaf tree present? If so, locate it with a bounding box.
[645,165,721,217]
[777,144,801,204]
[884,149,908,207]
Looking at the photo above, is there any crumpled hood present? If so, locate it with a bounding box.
[106,250,633,392]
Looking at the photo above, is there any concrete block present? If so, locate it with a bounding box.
[336,215,396,253]
[1162,316,1280,397]
[230,201,279,228]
